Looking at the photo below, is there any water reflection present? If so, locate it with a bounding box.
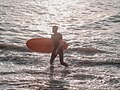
[48,66,70,90]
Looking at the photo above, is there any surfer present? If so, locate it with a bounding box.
[50,26,68,67]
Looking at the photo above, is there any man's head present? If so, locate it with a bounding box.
[52,26,58,33]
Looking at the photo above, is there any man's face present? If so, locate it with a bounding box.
[52,26,58,33]
[52,29,57,33]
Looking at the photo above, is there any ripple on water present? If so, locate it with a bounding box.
[0,0,120,89]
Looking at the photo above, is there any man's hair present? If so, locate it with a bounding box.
[52,26,58,31]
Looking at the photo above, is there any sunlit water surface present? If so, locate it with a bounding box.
[0,0,120,90]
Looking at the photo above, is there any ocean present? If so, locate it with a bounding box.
[0,0,120,90]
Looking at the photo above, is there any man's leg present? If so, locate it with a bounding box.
[58,48,68,67]
[50,50,57,65]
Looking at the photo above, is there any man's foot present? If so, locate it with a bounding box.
[61,62,68,67]
[50,65,54,70]
[50,63,54,66]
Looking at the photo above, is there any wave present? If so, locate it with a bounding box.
[73,60,120,67]
[107,14,120,23]
[0,44,30,52]
[0,56,120,67]
[68,47,108,54]
[0,44,111,54]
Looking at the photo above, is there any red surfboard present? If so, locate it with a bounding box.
[26,38,68,53]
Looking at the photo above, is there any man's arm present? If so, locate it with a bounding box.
[54,40,63,54]
[55,34,63,54]
[57,33,63,50]
[57,40,63,49]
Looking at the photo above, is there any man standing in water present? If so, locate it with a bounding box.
[50,26,68,67]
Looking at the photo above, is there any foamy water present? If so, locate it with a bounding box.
[0,0,120,90]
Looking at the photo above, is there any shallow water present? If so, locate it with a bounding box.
[0,0,120,90]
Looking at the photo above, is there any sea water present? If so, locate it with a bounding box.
[0,0,120,90]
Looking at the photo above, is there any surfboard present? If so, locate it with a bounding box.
[26,38,68,53]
